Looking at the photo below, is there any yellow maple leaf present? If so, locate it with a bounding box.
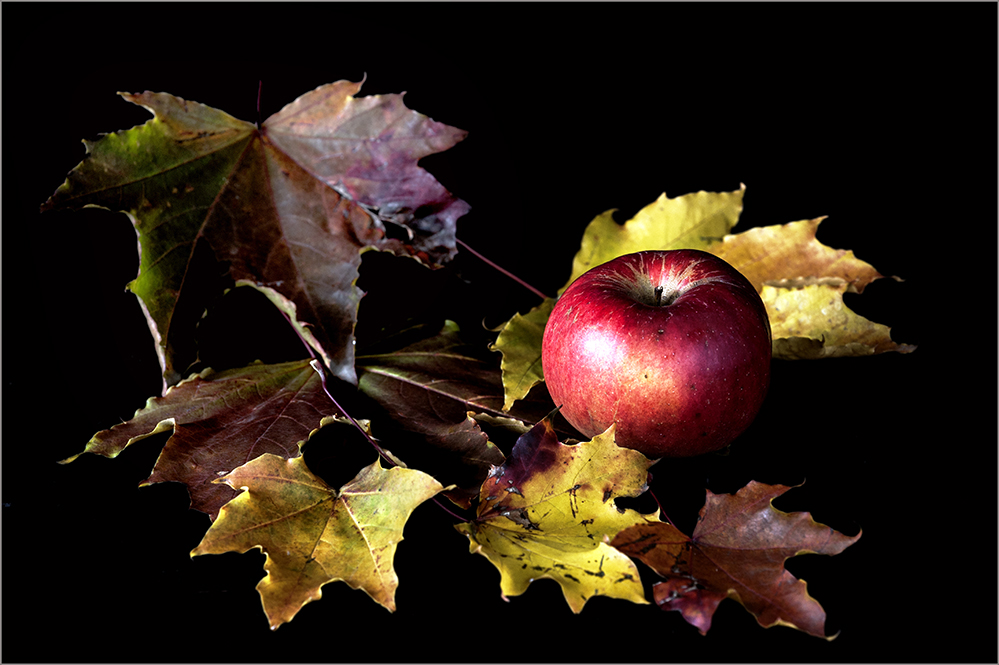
[709,217,915,358]
[191,453,444,629]
[708,217,887,294]
[455,420,653,613]
[762,279,915,359]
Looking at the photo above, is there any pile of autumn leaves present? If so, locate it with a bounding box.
[44,80,911,634]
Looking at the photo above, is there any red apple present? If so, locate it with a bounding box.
[541,249,771,458]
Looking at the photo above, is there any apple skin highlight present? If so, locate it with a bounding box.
[542,249,772,458]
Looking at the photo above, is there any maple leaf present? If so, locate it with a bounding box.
[612,481,860,639]
[41,79,469,390]
[709,217,888,294]
[191,453,445,629]
[456,420,653,613]
[60,360,332,519]
[762,280,913,359]
[709,218,916,358]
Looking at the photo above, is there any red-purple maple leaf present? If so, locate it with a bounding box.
[612,481,860,638]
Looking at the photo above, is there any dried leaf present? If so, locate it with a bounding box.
[264,79,469,262]
[612,481,860,638]
[456,421,652,613]
[357,322,509,424]
[41,81,468,390]
[489,297,555,411]
[191,453,444,629]
[709,217,889,294]
[60,360,330,519]
[708,217,915,358]
[763,280,916,359]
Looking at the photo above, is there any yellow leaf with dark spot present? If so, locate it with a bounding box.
[455,421,652,613]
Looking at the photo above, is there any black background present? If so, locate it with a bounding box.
[4,2,997,663]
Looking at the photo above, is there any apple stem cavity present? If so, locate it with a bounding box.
[652,284,679,307]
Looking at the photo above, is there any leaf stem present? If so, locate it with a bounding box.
[430,496,470,522]
[256,80,263,127]
[647,485,677,528]
[274,309,397,467]
[307,359,397,468]
[456,237,550,301]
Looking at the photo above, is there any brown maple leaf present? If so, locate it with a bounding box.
[612,481,860,638]
[59,360,333,520]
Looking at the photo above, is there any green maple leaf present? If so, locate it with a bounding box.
[41,79,469,390]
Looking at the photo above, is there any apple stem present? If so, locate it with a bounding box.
[456,237,550,301]
[655,285,665,306]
